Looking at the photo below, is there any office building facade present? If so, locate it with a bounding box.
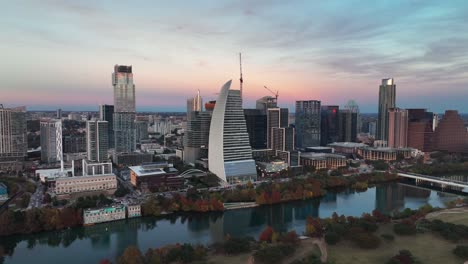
[388,108,408,148]
[320,105,339,146]
[244,109,267,149]
[208,80,257,183]
[40,119,63,163]
[295,100,321,148]
[267,108,289,148]
[99,104,114,148]
[113,65,136,153]
[87,120,109,162]
[377,78,396,142]
[338,110,358,142]
[0,105,27,161]
[407,109,434,152]
[432,110,468,153]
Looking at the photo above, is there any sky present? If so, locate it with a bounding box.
[1,0,468,113]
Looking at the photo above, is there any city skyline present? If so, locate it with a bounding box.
[2,1,468,113]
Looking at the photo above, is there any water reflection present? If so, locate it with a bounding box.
[1,183,462,264]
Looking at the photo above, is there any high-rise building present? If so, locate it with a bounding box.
[184,91,212,163]
[407,109,434,152]
[377,78,396,142]
[267,108,289,148]
[135,120,149,143]
[338,101,359,142]
[99,104,114,148]
[87,120,109,162]
[244,109,267,149]
[256,96,277,114]
[432,110,468,153]
[320,105,339,145]
[56,108,62,119]
[295,100,321,148]
[208,80,257,183]
[0,105,27,161]
[369,121,377,137]
[40,119,63,164]
[63,134,86,153]
[272,127,295,151]
[388,108,408,148]
[112,65,136,153]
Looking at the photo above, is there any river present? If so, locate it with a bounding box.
[0,182,464,264]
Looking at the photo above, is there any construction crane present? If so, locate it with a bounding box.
[239,52,243,99]
[263,85,279,101]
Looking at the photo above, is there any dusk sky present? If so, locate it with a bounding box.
[2,0,468,113]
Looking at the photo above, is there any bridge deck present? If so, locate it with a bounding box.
[398,172,468,189]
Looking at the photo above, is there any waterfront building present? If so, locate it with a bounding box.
[40,119,63,164]
[388,108,408,148]
[208,80,257,183]
[0,105,27,162]
[54,173,117,198]
[127,204,141,218]
[407,109,434,152]
[86,120,109,162]
[83,205,126,225]
[129,162,183,192]
[320,105,339,146]
[377,78,396,142]
[299,152,347,170]
[99,105,114,148]
[113,65,136,153]
[432,110,468,153]
[357,147,412,161]
[0,182,7,201]
[244,109,267,149]
[295,100,321,148]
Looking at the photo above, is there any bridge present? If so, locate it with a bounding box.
[398,172,468,192]
[179,169,208,179]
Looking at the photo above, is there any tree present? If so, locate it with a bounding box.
[118,246,144,264]
[453,245,468,259]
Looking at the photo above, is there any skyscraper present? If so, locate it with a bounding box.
[99,104,114,148]
[184,91,212,163]
[338,101,359,142]
[40,119,63,165]
[432,110,468,153]
[267,108,289,148]
[187,90,203,113]
[377,78,396,142]
[87,120,109,162]
[320,105,339,145]
[112,65,136,153]
[272,127,295,151]
[295,100,321,148]
[0,105,27,161]
[244,109,267,149]
[208,80,256,183]
[388,108,408,148]
[406,109,434,152]
[255,96,277,114]
[135,120,149,143]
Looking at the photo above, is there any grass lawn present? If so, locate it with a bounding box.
[427,210,468,226]
[327,224,461,264]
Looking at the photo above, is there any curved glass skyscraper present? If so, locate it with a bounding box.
[208,80,257,184]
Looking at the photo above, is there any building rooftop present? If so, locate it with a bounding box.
[301,152,346,160]
[129,162,177,177]
[84,204,126,214]
[328,142,368,148]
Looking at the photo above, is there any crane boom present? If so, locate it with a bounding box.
[239,53,243,99]
[263,85,279,100]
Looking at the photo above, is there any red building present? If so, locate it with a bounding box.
[432,110,468,153]
[407,109,434,152]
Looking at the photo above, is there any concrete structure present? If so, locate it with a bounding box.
[83,205,126,225]
[320,105,339,146]
[432,110,468,153]
[377,78,396,142]
[208,80,257,183]
[129,162,183,192]
[295,100,321,148]
[0,182,8,201]
[87,120,109,162]
[40,119,63,166]
[0,105,27,161]
[36,167,74,183]
[54,173,117,197]
[113,65,136,153]
[82,160,112,176]
[388,108,408,148]
[299,152,347,170]
[99,104,114,148]
[407,109,434,152]
[244,109,267,149]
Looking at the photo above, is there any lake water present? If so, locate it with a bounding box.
[1,182,463,264]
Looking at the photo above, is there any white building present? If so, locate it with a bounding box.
[208,80,257,183]
[40,119,63,168]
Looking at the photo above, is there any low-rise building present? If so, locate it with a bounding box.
[127,204,141,218]
[257,160,288,177]
[54,173,117,198]
[129,162,183,192]
[83,205,126,225]
[328,142,368,155]
[358,147,395,161]
[113,152,153,167]
[0,182,8,201]
[299,152,347,170]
